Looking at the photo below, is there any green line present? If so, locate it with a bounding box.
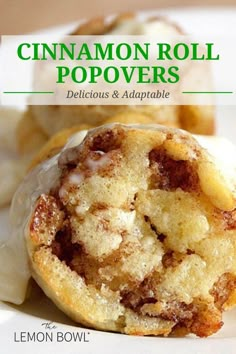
[3,91,54,94]
[182,91,233,94]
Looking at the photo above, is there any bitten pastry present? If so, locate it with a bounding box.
[20,13,214,142]
[25,124,236,337]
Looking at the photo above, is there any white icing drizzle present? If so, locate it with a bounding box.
[68,172,84,185]
[85,151,110,172]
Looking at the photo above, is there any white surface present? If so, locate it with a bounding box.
[0,8,236,354]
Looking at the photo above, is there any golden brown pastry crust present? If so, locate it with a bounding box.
[26,124,236,337]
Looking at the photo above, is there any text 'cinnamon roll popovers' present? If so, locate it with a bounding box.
[23,124,236,337]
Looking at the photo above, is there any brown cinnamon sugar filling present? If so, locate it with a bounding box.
[59,127,124,171]
[51,214,135,290]
[149,148,199,191]
[89,128,124,152]
[222,210,236,230]
[121,281,224,337]
[162,250,187,268]
[211,273,236,309]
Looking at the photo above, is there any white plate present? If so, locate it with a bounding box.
[0,7,236,354]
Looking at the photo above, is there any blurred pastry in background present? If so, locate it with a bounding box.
[17,110,48,155]
[0,108,28,207]
[19,13,214,148]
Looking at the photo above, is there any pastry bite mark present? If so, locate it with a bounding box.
[27,125,236,337]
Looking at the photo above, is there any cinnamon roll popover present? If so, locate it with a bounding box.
[25,124,236,337]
